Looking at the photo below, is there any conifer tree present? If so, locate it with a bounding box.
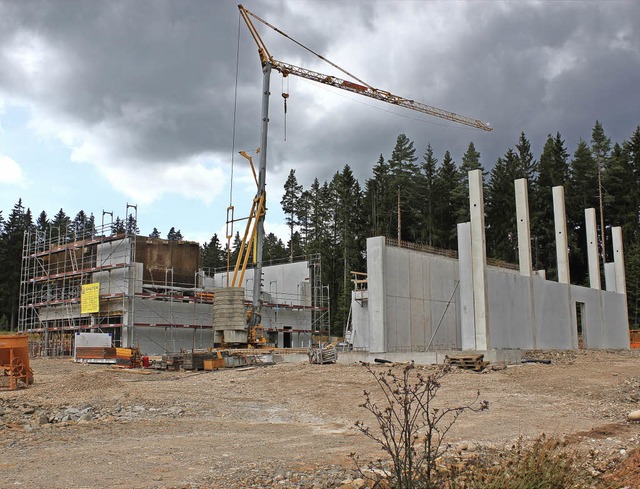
[433,150,460,249]
[281,169,303,261]
[0,200,33,328]
[51,208,71,243]
[202,233,225,270]
[420,143,438,246]
[364,154,390,237]
[486,149,520,262]
[262,232,288,265]
[125,214,140,235]
[453,142,483,223]
[167,227,182,241]
[533,132,570,278]
[388,134,419,241]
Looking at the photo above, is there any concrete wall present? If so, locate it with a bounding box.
[133,326,216,356]
[358,237,460,353]
[486,267,536,349]
[351,290,370,350]
[97,238,132,266]
[352,235,630,353]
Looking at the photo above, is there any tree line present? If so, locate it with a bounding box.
[2,121,640,335]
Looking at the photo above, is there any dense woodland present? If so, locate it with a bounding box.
[2,121,640,335]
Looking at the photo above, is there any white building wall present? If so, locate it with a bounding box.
[351,236,630,353]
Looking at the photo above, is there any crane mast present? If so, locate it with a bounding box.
[236,4,491,341]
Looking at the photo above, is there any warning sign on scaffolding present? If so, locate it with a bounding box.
[81,283,100,314]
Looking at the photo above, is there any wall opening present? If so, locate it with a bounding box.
[283,326,292,348]
[576,302,586,348]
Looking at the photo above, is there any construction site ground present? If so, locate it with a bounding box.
[1,349,639,488]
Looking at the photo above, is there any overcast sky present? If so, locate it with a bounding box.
[1,0,639,244]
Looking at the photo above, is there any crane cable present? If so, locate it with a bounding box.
[282,75,289,141]
[227,10,243,279]
[230,11,242,208]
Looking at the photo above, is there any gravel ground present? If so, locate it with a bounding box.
[1,350,639,488]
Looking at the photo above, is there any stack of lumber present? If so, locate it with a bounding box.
[445,354,489,372]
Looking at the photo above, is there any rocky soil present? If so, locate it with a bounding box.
[1,350,639,488]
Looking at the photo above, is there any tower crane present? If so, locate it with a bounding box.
[236,4,491,343]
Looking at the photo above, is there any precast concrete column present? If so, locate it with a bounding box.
[366,236,387,353]
[604,262,617,292]
[469,169,490,350]
[457,222,475,350]
[612,226,627,295]
[585,208,601,290]
[515,178,532,277]
[552,186,570,284]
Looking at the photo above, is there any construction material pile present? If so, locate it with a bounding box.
[308,343,337,364]
[213,287,248,344]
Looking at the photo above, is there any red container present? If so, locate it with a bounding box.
[142,356,150,368]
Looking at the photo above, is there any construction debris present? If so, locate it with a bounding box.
[446,354,490,372]
[308,343,338,364]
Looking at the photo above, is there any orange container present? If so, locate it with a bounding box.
[0,333,33,389]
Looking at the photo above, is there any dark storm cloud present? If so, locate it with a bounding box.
[1,0,639,192]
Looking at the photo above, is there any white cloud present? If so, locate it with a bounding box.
[264,221,292,243]
[0,154,26,186]
[18,101,228,205]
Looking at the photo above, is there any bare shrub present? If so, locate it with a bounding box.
[451,434,601,489]
[352,362,488,489]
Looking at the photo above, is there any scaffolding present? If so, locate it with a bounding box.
[19,217,330,355]
[19,215,136,356]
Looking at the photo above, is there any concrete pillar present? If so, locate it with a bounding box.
[457,222,475,350]
[604,262,617,292]
[515,178,532,277]
[366,236,387,352]
[552,186,570,284]
[612,226,626,295]
[584,208,601,290]
[469,169,490,350]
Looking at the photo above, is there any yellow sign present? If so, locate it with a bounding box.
[81,283,100,314]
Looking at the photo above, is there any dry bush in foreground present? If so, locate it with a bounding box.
[450,434,603,489]
[352,362,488,489]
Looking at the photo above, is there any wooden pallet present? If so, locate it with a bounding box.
[445,354,489,372]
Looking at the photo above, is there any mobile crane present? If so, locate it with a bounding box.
[235,4,491,344]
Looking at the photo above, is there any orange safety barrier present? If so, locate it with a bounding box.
[630,330,640,350]
[0,334,34,390]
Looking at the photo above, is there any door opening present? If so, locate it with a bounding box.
[575,302,586,348]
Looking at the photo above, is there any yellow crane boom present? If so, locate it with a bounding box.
[238,4,492,131]
[271,58,492,131]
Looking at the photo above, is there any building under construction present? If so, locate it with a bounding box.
[349,173,631,354]
[18,220,328,356]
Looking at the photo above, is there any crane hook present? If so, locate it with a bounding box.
[282,75,289,140]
